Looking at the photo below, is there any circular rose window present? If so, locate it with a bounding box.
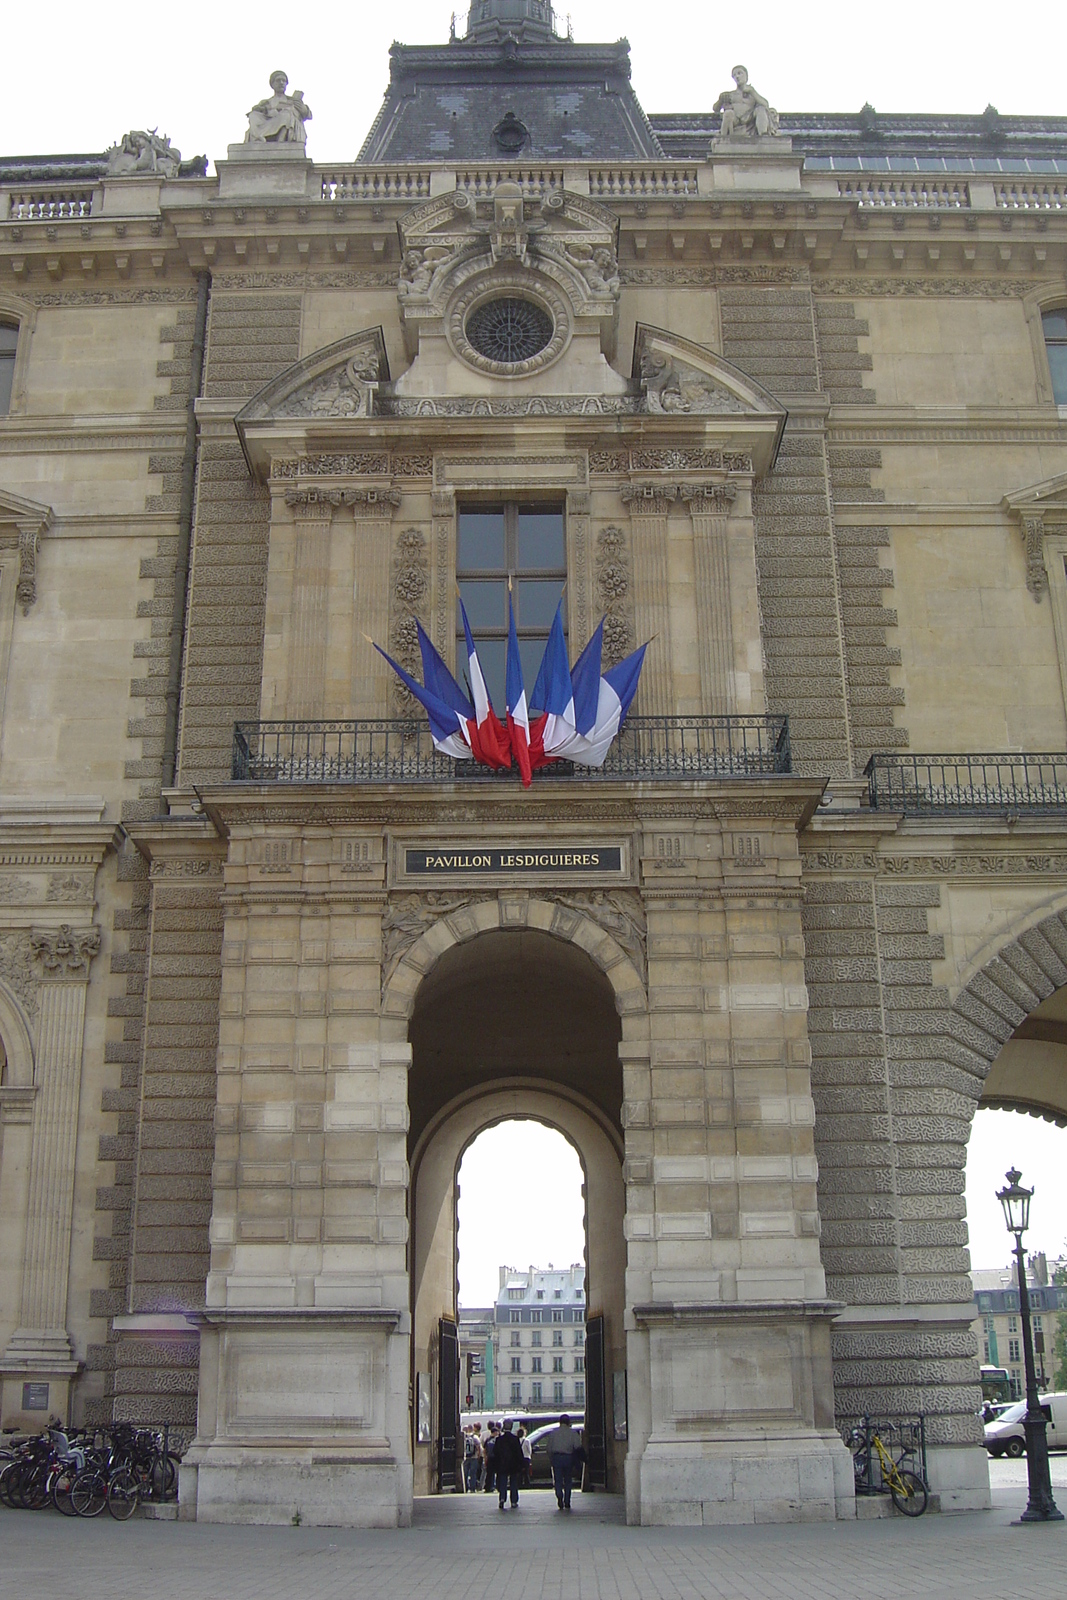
[464,297,554,365]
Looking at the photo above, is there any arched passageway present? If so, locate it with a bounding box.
[407,928,625,1498]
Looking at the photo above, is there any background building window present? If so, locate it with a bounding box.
[574,1381,585,1403]
[574,1355,584,1374]
[0,323,17,415]
[456,503,566,711]
[532,1330,541,1347]
[510,1356,521,1373]
[531,1356,542,1373]
[1043,309,1067,404]
[552,1356,563,1373]
[553,1381,564,1403]
[1009,1338,1021,1363]
[510,1331,521,1347]
[552,1330,563,1347]
[531,1381,542,1403]
[511,1382,522,1403]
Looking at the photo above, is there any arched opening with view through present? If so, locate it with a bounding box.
[406,926,626,1499]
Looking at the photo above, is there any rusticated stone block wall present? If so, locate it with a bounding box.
[802,865,982,1448]
[178,292,302,785]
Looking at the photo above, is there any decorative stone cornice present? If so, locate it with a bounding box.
[30,923,101,980]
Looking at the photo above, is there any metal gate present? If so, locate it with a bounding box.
[437,1316,460,1492]
[584,1313,607,1488]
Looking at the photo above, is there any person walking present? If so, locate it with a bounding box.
[462,1425,481,1493]
[494,1418,524,1510]
[518,1423,532,1488]
[544,1413,579,1510]
[483,1421,498,1494]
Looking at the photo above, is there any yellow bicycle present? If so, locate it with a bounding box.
[850,1425,928,1517]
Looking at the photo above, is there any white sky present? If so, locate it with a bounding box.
[457,1110,1067,1305]
[4,1,1064,165]
[457,1121,584,1306]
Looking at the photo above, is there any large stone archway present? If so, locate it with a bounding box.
[401,916,627,1497]
[410,1084,626,1495]
[951,906,1067,1126]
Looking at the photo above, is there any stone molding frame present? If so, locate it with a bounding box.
[0,292,38,417]
[378,892,648,1034]
[1003,472,1067,714]
[0,489,52,617]
[1021,286,1067,410]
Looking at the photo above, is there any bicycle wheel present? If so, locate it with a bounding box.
[0,1460,22,1509]
[50,1467,78,1517]
[106,1468,141,1521]
[71,1469,108,1518]
[890,1468,927,1517]
[23,1467,51,1510]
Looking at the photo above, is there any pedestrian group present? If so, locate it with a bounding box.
[461,1414,582,1511]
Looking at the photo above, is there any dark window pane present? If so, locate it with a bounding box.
[1048,343,1067,406]
[1042,309,1067,341]
[520,637,547,702]
[517,508,565,570]
[457,509,505,571]
[0,324,17,355]
[0,355,13,416]
[457,579,506,630]
[517,579,564,629]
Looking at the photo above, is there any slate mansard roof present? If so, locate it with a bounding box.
[357,33,664,165]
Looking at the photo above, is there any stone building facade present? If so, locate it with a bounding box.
[1,0,1066,1527]
[494,1263,586,1415]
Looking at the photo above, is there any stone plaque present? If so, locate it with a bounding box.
[405,846,623,876]
[22,1382,49,1410]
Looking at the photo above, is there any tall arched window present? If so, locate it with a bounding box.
[0,323,18,415]
[1043,309,1067,405]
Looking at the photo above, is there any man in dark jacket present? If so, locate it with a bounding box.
[494,1418,525,1509]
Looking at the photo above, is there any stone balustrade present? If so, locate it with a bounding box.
[838,177,970,208]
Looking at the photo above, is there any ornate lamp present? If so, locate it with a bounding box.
[994,1168,1063,1523]
[997,1167,1032,1238]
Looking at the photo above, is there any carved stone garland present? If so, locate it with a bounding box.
[595,526,635,668]
[390,529,430,714]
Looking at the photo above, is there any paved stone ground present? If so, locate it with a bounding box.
[2,1464,1066,1600]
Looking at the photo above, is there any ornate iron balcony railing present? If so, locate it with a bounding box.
[233,715,791,784]
[866,752,1067,816]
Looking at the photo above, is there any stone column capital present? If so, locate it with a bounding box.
[342,486,403,516]
[679,482,738,514]
[622,483,678,516]
[284,487,342,517]
[29,923,101,981]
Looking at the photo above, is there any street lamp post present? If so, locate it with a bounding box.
[996,1168,1064,1524]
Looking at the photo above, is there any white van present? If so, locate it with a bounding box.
[984,1393,1067,1457]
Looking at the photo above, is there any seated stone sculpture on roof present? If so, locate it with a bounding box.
[244,71,312,145]
[713,65,779,140]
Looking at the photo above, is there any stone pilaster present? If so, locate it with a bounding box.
[622,484,675,717]
[285,489,341,720]
[348,487,402,719]
[680,485,738,715]
[0,923,100,1412]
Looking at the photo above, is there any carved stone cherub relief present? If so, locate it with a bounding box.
[639,345,744,415]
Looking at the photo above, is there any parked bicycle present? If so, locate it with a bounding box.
[849,1421,928,1516]
[0,1421,181,1520]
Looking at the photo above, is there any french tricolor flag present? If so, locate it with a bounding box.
[506,590,534,787]
[371,637,473,760]
[529,604,648,768]
[460,598,512,771]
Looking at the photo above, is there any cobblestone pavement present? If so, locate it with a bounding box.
[2,1470,1066,1600]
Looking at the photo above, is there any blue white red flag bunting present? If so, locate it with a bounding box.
[373,607,647,783]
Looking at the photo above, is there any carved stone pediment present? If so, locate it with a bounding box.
[235,328,390,426]
[632,324,787,424]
